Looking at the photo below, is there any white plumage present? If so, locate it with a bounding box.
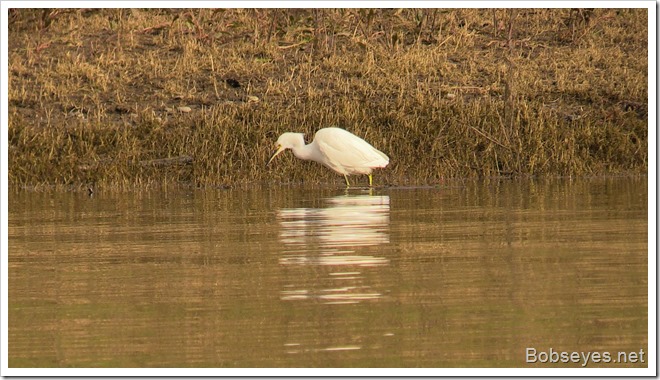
[268,127,389,187]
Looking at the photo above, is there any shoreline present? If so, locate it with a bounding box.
[8,9,648,188]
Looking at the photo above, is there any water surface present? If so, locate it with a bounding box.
[8,178,648,368]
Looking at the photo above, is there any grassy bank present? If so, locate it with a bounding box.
[8,8,648,189]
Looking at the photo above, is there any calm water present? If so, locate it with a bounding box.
[8,178,648,368]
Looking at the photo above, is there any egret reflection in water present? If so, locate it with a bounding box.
[277,193,390,257]
[277,193,391,304]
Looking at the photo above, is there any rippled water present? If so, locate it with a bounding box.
[8,178,648,368]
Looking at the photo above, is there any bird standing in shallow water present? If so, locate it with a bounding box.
[267,127,389,187]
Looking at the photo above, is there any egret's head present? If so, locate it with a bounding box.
[267,133,305,165]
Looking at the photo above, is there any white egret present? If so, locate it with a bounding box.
[267,127,389,187]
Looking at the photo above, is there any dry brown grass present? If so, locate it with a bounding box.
[8,8,648,189]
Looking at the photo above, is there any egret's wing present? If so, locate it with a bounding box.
[315,129,389,174]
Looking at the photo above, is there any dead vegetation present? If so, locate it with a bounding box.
[8,8,648,189]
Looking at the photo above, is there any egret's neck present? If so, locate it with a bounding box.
[292,141,321,162]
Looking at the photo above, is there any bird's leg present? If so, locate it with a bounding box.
[368,174,373,187]
[344,175,351,188]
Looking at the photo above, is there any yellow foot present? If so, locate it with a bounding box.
[344,175,351,188]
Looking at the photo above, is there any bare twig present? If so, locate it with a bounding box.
[469,126,512,151]
[503,9,518,141]
[140,156,193,167]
